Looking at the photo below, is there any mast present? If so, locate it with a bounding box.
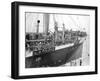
[53,14,58,41]
[62,23,65,43]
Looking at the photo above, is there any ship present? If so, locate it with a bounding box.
[25,13,87,68]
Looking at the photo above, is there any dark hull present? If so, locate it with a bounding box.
[25,42,83,68]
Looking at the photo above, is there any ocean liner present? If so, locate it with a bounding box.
[25,13,87,68]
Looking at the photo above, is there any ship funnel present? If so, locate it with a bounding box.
[36,20,40,33]
[43,13,49,35]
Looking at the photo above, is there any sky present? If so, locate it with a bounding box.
[26,13,90,34]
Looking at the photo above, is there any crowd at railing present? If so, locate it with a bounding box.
[25,30,87,56]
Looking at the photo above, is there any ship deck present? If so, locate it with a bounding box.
[55,43,74,50]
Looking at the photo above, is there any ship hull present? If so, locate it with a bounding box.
[25,42,83,68]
